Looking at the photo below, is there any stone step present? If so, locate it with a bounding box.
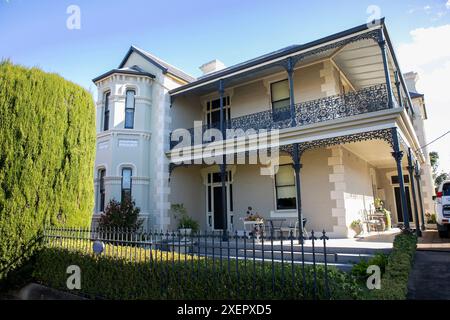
[193,247,374,264]
[195,252,354,272]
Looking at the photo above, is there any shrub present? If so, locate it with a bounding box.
[98,198,143,231]
[33,242,362,300]
[0,61,95,279]
[351,252,388,282]
[171,204,199,232]
[368,233,417,300]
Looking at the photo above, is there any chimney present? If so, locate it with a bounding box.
[199,59,226,75]
[403,72,419,93]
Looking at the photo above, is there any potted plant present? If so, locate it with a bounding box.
[374,198,391,231]
[244,206,264,223]
[171,203,199,235]
[425,212,437,229]
[350,220,363,237]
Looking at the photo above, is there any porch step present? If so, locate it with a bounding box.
[194,247,374,264]
[195,252,355,272]
[189,241,391,256]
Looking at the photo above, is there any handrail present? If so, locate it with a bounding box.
[170,84,390,149]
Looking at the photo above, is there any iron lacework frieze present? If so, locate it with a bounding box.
[170,84,390,149]
[169,129,394,175]
[279,128,394,159]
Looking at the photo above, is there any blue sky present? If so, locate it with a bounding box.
[1,0,450,172]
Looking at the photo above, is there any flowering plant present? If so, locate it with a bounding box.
[244,206,264,222]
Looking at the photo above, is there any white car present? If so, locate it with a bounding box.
[436,180,450,238]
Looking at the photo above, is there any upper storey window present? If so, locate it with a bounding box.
[271,79,290,110]
[125,90,136,129]
[206,96,230,128]
[103,91,110,131]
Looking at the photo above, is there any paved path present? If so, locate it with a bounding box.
[407,231,450,300]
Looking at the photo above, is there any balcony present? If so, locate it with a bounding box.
[170,84,390,150]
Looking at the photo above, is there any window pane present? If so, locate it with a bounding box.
[103,111,109,131]
[443,183,450,196]
[104,92,110,110]
[99,169,105,190]
[125,109,134,129]
[277,185,296,199]
[211,98,220,110]
[272,99,290,110]
[271,80,290,102]
[276,187,296,210]
[275,165,294,186]
[122,168,132,189]
[103,92,110,131]
[126,90,135,109]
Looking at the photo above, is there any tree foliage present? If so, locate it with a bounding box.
[429,151,449,187]
[0,61,96,278]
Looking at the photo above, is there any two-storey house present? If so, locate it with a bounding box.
[92,19,435,238]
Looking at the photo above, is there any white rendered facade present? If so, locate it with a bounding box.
[92,23,437,237]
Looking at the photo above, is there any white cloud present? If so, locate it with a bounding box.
[446,0,450,9]
[397,25,450,173]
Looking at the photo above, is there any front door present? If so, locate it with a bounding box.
[394,186,413,223]
[213,186,227,230]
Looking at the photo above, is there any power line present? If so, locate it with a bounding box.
[415,130,450,153]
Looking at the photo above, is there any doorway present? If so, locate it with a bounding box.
[205,171,234,231]
[213,186,226,230]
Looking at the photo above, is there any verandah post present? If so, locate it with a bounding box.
[407,148,422,237]
[414,160,427,231]
[391,128,410,230]
[378,29,395,108]
[219,79,228,241]
[285,57,304,240]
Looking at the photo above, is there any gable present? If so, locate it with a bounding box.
[122,52,163,78]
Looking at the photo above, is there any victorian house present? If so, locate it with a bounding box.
[92,19,435,238]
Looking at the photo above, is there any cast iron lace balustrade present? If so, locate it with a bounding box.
[170,84,389,149]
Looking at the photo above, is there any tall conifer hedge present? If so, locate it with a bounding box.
[0,61,96,278]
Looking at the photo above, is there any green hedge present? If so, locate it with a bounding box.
[368,233,417,300]
[0,61,96,279]
[33,246,363,300]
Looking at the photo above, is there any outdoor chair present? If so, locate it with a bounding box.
[362,209,384,233]
[283,218,309,239]
[265,218,286,239]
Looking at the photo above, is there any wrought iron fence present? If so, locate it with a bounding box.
[42,227,337,300]
[170,84,389,149]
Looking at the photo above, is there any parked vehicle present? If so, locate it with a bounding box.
[436,180,450,238]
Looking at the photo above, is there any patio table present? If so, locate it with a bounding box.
[243,220,265,239]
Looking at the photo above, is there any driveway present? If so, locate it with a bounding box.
[407,231,450,300]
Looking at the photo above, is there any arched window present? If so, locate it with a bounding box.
[124,90,135,129]
[98,169,106,212]
[121,167,133,201]
[103,91,110,131]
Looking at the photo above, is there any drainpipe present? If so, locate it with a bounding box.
[407,148,422,237]
[219,79,228,241]
[391,128,410,231]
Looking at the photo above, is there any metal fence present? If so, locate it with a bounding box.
[43,227,334,300]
